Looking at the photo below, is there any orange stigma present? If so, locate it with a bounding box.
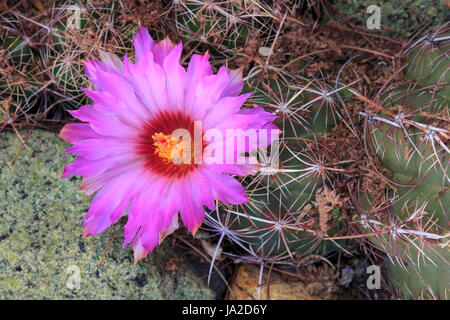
[152,132,189,162]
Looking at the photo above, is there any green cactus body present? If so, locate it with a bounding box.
[227,188,348,257]
[367,87,449,299]
[221,78,350,257]
[174,1,263,57]
[362,29,449,299]
[3,38,32,64]
[0,37,39,117]
[405,33,450,99]
[47,1,136,108]
[387,245,449,299]
[51,52,88,95]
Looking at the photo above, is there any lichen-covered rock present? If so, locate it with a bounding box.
[0,129,213,299]
[333,0,449,38]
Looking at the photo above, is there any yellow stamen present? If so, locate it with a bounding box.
[152,132,188,162]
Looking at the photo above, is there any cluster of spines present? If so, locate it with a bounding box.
[354,23,449,299]
[0,0,140,125]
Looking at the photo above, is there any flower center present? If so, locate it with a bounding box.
[152,132,189,162]
[137,111,198,177]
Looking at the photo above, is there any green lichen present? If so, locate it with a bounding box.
[0,130,213,299]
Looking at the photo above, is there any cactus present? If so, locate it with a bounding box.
[203,75,355,265]
[36,1,139,110]
[0,16,41,121]
[183,2,362,288]
[357,25,449,299]
[0,0,144,122]
[172,0,287,62]
[174,1,245,50]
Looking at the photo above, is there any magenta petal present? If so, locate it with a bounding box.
[99,50,123,73]
[216,107,277,132]
[179,197,205,236]
[203,169,248,205]
[122,53,168,113]
[82,169,143,237]
[187,171,216,210]
[202,93,252,129]
[220,66,244,98]
[153,37,177,66]
[238,106,278,124]
[79,176,104,196]
[176,174,206,234]
[64,139,134,160]
[83,88,148,128]
[185,53,213,112]
[82,65,152,125]
[68,106,138,139]
[62,157,108,178]
[84,60,120,90]
[83,194,129,238]
[131,231,152,263]
[122,178,166,246]
[162,42,186,112]
[62,149,140,179]
[140,218,162,253]
[159,213,179,244]
[133,27,155,64]
[124,179,184,260]
[59,123,100,144]
[190,69,230,119]
[187,53,213,83]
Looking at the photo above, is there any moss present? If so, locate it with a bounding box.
[333,0,449,38]
[0,130,213,299]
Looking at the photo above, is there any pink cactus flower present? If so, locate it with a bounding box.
[60,27,279,262]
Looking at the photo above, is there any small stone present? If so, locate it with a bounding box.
[229,264,323,300]
[258,46,273,57]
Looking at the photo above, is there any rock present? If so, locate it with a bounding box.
[332,0,449,38]
[229,264,324,300]
[0,129,214,299]
[258,47,273,57]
